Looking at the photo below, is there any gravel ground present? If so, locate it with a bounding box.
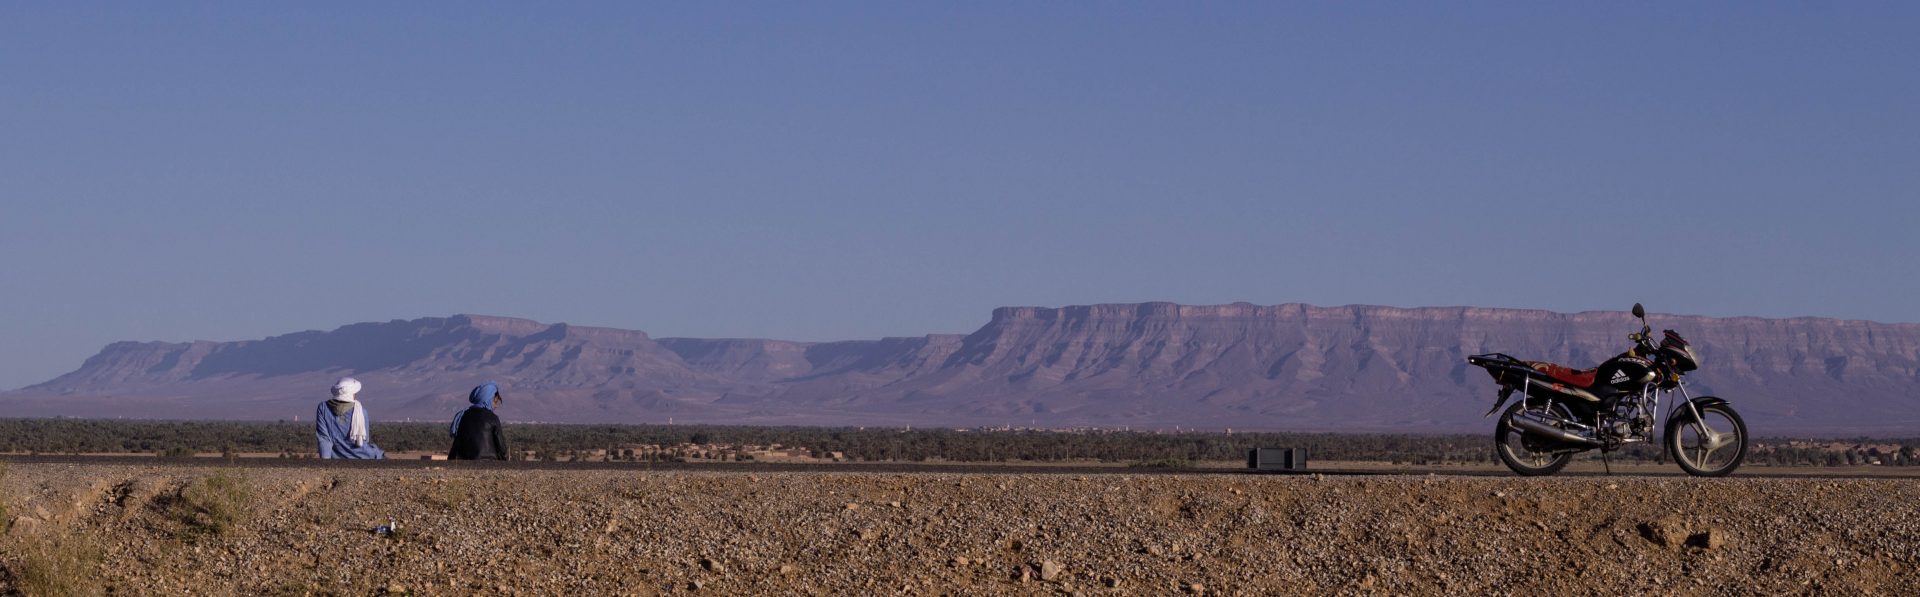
[2,462,1916,595]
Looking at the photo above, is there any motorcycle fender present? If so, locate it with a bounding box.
[1691,396,1729,408]
[1483,387,1516,418]
[1671,396,1729,422]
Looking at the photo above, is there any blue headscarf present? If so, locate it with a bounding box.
[449,381,499,437]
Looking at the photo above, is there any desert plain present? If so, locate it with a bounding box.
[2,461,1916,595]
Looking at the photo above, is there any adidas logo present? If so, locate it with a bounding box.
[1610,370,1630,384]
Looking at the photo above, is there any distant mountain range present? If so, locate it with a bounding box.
[8,303,1918,434]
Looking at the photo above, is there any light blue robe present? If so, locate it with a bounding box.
[315,401,386,459]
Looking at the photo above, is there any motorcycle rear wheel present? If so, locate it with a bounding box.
[1495,401,1576,476]
[1666,402,1747,477]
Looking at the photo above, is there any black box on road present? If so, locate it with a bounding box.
[1248,448,1307,471]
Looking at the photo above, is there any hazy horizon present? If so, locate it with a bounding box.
[6,3,1918,389]
[14,298,1920,393]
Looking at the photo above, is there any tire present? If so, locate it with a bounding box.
[1495,401,1576,477]
[1666,401,1748,477]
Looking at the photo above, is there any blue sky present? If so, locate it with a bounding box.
[3,3,1917,389]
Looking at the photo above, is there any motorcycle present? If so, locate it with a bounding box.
[1466,303,1748,477]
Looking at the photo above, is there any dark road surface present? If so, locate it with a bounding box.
[4,454,1912,480]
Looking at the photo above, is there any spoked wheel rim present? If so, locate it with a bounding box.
[1495,402,1575,476]
[1673,406,1745,474]
[1500,422,1562,468]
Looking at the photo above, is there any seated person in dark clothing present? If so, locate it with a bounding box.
[449,381,509,460]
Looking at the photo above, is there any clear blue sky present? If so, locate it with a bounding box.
[3,3,1917,389]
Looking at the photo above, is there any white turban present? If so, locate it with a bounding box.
[332,377,362,399]
[330,377,369,447]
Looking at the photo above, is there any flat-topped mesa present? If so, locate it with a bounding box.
[989,302,1285,323]
[15,302,1920,432]
[976,304,1920,353]
[988,302,1544,324]
[27,340,221,390]
[26,314,694,396]
[447,314,564,337]
[1053,301,1920,350]
[988,302,1669,325]
[444,315,668,346]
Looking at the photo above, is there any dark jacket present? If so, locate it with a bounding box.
[449,406,509,460]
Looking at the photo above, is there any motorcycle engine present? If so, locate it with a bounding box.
[1606,402,1654,439]
[1632,413,1654,436]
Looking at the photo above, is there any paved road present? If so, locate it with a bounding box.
[4,454,1912,480]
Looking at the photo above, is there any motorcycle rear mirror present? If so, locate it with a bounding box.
[1631,303,1645,320]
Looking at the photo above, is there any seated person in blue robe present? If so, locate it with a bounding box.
[316,377,386,459]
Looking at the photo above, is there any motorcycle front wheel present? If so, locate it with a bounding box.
[1666,402,1748,477]
[1495,401,1576,476]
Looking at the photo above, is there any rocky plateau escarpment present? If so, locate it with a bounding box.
[8,303,1919,433]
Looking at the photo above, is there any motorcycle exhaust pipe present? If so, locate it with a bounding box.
[1511,412,1600,447]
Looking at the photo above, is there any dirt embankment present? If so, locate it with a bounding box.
[1,463,1915,595]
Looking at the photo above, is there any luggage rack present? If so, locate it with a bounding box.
[1467,352,1534,380]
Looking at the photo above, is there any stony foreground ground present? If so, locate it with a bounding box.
[1,462,1916,595]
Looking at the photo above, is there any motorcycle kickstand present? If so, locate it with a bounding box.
[1602,451,1612,475]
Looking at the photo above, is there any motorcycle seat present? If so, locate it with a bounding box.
[1527,362,1597,388]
